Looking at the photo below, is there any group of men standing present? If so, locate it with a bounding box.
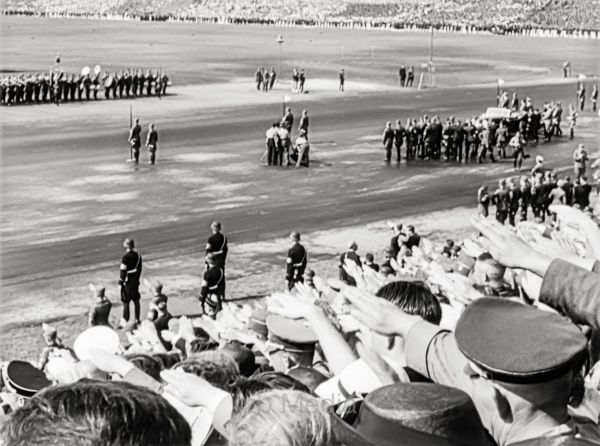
[478,146,593,226]
[255,67,277,91]
[128,118,159,164]
[265,108,310,167]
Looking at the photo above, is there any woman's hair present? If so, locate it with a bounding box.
[174,350,240,390]
[227,390,333,446]
[376,280,442,325]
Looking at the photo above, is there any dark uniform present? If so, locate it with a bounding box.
[507,186,522,226]
[383,124,394,162]
[129,121,142,163]
[200,257,225,317]
[286,233,307,291]
[394,123,406,161]
[146,125,158,164]
[339,249,361,286]
[339,69,345,91]
[119,241,142,324]
[206,230,228,270]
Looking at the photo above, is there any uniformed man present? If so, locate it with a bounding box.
[124,69,132,98]
[299,69,306,93]
[131,70,139,97]
[83,74,92,100]
[282,107,294,136]
[591,84,598,112]
[269,68,276,90]
[145,123,158,165]
[128,118,142,164]
[200,253,225,318]
[286,231,307,291]
[298,109,309,138]
[266,122,279,166]
[294,129,310,168]
[399,65,406,87]
[255,67,263,91]
[339,69,345,91]
[138,70,145,96]
[160,72,169,96]
[492,178,510,224]
[507,179,522,226]
[578,83,586,111]
[382,121,394,162]
[91,72,99,100]
[407,66,414,87]
[394,119,406,161]
[205,221,228,271]
[277,122,291,166]
[146,70,153,96]
[339,240,361,286]
[118,238,142,328]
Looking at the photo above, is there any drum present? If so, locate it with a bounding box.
[104,75,114,88]
[94,64,101,75]
[81,66,90,76]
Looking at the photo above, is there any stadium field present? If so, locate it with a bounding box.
[0,16,598,357]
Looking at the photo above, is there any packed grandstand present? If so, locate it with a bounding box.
[2,0,600,34]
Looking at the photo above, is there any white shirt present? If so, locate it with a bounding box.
[265,127,277,140]
[277,127,289,140]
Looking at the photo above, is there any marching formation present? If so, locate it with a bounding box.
[0,66,170,106]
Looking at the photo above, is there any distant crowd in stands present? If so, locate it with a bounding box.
[0,68,170,106]
[2,0,599,38]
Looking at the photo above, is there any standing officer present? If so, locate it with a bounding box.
[339,69,345,92]
[394,119,406,161]
[591,84,598,112]
[205,221,228,271]
[286,231,307,291]
[266,122,279,166]
[119,238,142,328]
[298,110,309,138]
[145,123,158,165]
[200,253,225,318]
[383,121,395,162]
[128,118,142,164]
[578,83,586,111]
[282,107,294,136]
[399,65,406,87]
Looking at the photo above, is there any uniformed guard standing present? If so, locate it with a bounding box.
[200,253,225,318]
[383,121,395,162]
[286,231,307,291]
[205,221,228,271]
[128,118,142,163]
[119,238,143,328]
[145,123,158,165]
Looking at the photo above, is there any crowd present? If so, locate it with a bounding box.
[378,89,594,166]
[3,0,600,36]
[477,143,596,227]
[0,67,170,106]
[2,188,600,445]
[264,107,310,167]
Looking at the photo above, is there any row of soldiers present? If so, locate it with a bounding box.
[0,68,169,106]
[478,168,593,227]
[380,101,577,164]
[101,69,169,100]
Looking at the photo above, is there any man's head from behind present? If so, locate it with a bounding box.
[1,379,191,446]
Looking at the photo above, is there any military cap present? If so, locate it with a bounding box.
[329,382,490,446]
[267,314,318,367]
[2,361,51,398]
[455,298,587,383]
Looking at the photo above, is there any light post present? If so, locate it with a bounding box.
[276,35,284,84]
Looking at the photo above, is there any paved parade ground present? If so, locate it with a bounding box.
[1,16,599,338]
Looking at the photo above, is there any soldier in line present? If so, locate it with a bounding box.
[146,123,158,165]
[382,121,395,162]
[200,253,225,318]
[128,118,142,164]
[286,231,307,291]
[118,238,143,328]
